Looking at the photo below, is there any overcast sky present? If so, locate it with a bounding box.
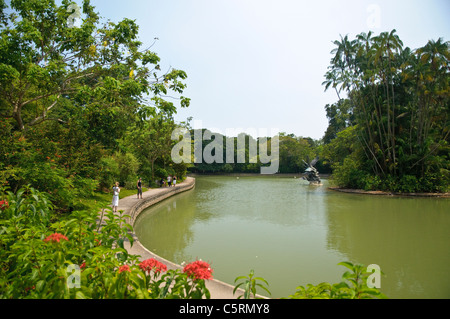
[89,1,449,139]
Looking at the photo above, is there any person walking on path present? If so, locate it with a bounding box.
[173,176,177,187]
[137,178,143,199]
[167,175,172,187]
[112,182,120,212]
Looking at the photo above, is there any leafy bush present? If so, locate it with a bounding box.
[234,269,271,299]
[233,263,386,300]
[373,173,448,193]
[72,176,99,201]
[363,175,382,191]
[98,156,120,191]
[397,175,419,193]
[331,157,367,189]
[153,167,168,180]
[288,262,387,299]
[0,186,213,299]
[418,170,450,193]
[114,152,141,187]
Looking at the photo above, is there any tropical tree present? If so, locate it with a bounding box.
[0,0,189,135]
[0,0,191,208]
[323,99,354,144]
[323,30,449,192]
[278,133,316,174]
[124,113,180,184]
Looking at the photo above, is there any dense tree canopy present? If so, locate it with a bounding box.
[0,0,191,210]
[322,31,449,192]
[0,0,189,132]
[188,130,322,175]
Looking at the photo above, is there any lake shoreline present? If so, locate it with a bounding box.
[121,177,264,299]
[188,173,332,178]
[188,174,449,197]
[328,187,450,198]
[135,175,450,298]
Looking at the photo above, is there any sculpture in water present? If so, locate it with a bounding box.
[302,156,321,184]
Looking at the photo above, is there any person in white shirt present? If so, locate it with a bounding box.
[112,182,120,212]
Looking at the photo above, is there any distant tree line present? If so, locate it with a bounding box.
[187,130,330,175]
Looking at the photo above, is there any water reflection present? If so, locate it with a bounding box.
[135,191,197,261]
[135,176,450,299]
[324,192,450,298]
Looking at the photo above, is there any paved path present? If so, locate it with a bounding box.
[114,177,248,299]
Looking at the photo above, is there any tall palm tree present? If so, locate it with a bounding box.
[322,68,342,100]
[411,38,450,173]
[370,30,404,174]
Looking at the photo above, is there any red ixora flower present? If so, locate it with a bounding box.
[118,265,131,274]
[139,258,167,274]
[183,260,213,280]
[0,200,9,210]
[44,233,68,243]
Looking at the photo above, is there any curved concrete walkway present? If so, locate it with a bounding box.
[117,177,253,299]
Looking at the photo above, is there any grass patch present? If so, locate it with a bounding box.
[73,187,149,212]
[119,187,149,199]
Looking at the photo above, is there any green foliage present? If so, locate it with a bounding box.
[332,262,387,299]
[233,269,271,299]
[114,152,140,187]
[98,156,120,191]
[72,176,99,202]
[323,99,354,144]
[364,173,449,193]
[0,186,211,299]
[0,0,191,213]
[323,31,449,192]
[278,134,316,174]
[123,114,185,183]
[362,175,383,191]
[288,262,387,299]
[331,156,367,189]
[231,262,387,300]
[0,131,100,210]
[321,126,360,169]
[0,186,130,298]
[148,268,211,299]
[396,175,419,193]
[0,0,189,131]
[189,130,320,175]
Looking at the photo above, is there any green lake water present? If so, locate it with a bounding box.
[134,176,450,299]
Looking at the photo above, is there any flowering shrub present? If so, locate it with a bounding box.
[118,265,131,274]
[44,233,69,243]
[183,260,213,280]
[0,200,8,210]
[0,186,213,299]
[139,258,167,276]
